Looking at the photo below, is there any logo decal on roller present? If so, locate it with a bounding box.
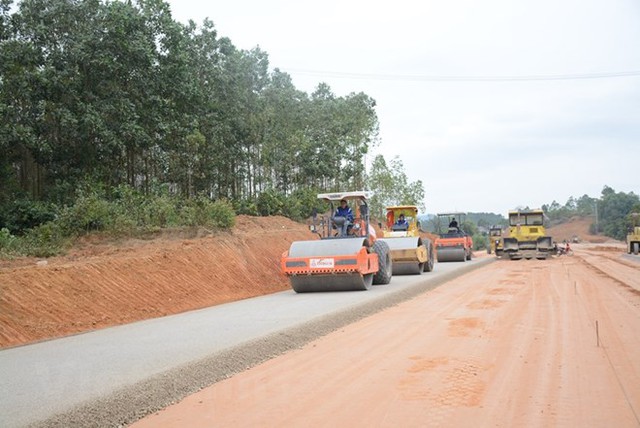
[310,258,335,268]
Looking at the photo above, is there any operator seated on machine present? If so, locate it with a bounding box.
[448,217,461,235]
[333,199,355,236]
[393,213,409,231]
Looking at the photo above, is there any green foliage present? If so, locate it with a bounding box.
[0,223,69,258]
[282,188,329,221]
[0,0,405,255]
[178,196,235,229]
[253,188,326,221]
[22,222,70,257]
[1,0,380,231]
[57,191,113,235]
[233,198,259,216]
[543,186,639,241]
[598,187,639,240]
[0,198,58,234]
[367,155,425,220]
[256,189,285,216]
[465,213,508,228]
[0,227,18,254]
[543,194,597,222]
[0,185,235,257]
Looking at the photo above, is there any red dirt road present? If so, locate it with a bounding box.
[133,248,640,428]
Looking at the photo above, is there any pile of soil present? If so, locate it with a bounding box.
[546,216,612,243]
[0,215,314,348]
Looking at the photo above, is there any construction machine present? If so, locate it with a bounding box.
[502,209,553,260]
[281,191,393,292]
[435,212,473,262]
[627,213,640,255]
[487,225,504,257]
[377,206,435,274]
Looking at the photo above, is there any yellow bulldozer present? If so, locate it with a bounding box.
[502,209,553,260]
[377,206,435,274]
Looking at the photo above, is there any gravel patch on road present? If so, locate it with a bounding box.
[31,260,491,428]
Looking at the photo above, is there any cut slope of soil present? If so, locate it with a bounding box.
[0,215,314,348]
[547,216,613,243]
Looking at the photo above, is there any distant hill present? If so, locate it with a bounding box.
[546,216,613,243]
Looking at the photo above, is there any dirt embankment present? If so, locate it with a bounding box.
[547,216,612,243]
[0,216,314,348]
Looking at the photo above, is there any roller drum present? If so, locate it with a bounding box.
[290,273,373,292]
[286,238,373,292]
[378,237,426,275]
[437,247,467,262]
[288,238,367,257]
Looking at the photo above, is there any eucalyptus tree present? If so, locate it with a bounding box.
[367,154,425,219]
[260,68,309,194]
[0,0,102,200]
[337,91,379,189]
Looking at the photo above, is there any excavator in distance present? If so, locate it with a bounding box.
[281,191,393,292]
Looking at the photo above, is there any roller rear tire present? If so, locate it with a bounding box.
[372,240,393,285]
[423,240,435,272]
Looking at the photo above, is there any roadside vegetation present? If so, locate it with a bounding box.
[542,186,640,241]
[0,185,236,257]
[0,0,424,257]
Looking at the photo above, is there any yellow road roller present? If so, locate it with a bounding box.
[377,206,434,274]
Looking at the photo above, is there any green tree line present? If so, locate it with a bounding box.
[0,0,426,256]
[1,0,379,210]
[542,185,640,241]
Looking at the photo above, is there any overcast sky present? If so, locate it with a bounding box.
[166,0,640,215]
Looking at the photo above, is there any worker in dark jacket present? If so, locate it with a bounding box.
[395,214,409,229]
[335,199,354,222]
[449,217,459,230]
[334,199,354,235]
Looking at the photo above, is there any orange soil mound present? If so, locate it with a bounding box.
[547,216,612,243]
[0,215,314,348]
